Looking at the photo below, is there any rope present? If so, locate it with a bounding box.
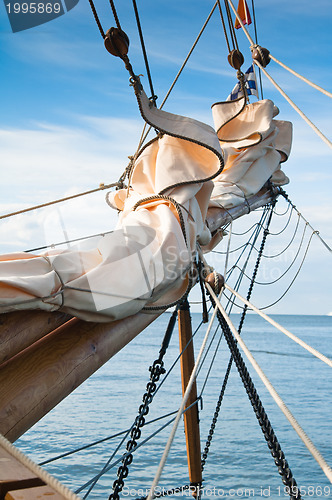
[206,285,301,499]
[0,183,120,220]
[250,0,263,99]
[279,189,332,253]
[269,55,332,99]
[217,0,231,53]
[75,310,209,495]
[146,296,221,500]
[131,0,157,104]
[138,1,219,147]
[227,0,332,146]
[232,219,308,286]
[108,0,122,30]
[225,284,332,368]
[206,286,332,484]
[76,416,177,495]
[39,410,179,466]
[108,310,177,500]
[223,0,239,52]
[254,60,332,150]
[226,0,255,46]
[225,206,270,314]
[87,0,105,38]
[0,433,81,500]
[259,230,316,310]
[261,212,300,259]
[223,219,233,276]
[25,230,114,253]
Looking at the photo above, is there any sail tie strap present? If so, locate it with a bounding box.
[146,295,222,500]
[225,284,332,368]
[253,59,332,150]
[206,283,332,485]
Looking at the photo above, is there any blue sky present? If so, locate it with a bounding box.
[0,0,331,314]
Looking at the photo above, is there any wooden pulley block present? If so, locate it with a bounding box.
[104,27,130,57]
[227,49,244,70]
[251,46,270,67]
[205,271,225,294]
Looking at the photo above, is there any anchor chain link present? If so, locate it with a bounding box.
[203,199,301,499]
[201,202,276,473]
[109,310,177,500]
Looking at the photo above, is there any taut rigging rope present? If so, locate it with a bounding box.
[226,0,332,149]
[254,59,332,150]
[206,284,302,499]
[207,285,332,485]
[0,183,120,220]
[225,284,332,368]
[146,298,221,500]
[269,54,332,99]
[131,0,157,104]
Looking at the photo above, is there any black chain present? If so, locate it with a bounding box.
[237,200,276,333]
[203,197,301,500]
[201,202,275,471]
[200,355,231,472]
[212,306,301,500]
[108,310,177,500]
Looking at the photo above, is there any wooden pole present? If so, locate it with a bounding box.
[0,312,159,442]
[0,310,71,364]
[178,300,202,495]
[206,187,275,233]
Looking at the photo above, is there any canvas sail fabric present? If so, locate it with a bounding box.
[209,97,292,209]
[0,89,292,321]
[0,89,223,322]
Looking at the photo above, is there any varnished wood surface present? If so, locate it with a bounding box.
[0,445,44,499]
[5,485,68,500]
[0,310,71,364]
[0,312,159,442]
[178,304,202,490]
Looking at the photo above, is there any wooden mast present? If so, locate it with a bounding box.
[178,300,202,495]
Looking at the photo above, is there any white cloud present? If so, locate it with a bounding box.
[0,116,144,202]
[0,116,143,253]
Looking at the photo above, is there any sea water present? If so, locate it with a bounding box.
[16,314,332,500]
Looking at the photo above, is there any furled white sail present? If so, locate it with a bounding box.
[210,97,292,209]
[0,87,291,322]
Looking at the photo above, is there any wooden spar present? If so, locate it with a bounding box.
[206,187,275,233]
[0,187,277,442]
[178,300,202,494]
[0,312,159,442]
[0,187,275,363]
[0,310,71,364]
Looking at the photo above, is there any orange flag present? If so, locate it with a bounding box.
[234,0,252,29]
